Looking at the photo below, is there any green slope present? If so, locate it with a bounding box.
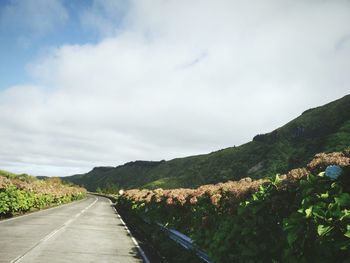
[64,95,350,191]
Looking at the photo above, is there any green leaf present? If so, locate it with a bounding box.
[335,193,350,207]
[320,192,329,199]
[340,210,350,221]
[287,231,298,246]
[317,225,334,236]
[345,225,350,238]
[305,207,312,218]
[334,239,350,250]
[344,230,350,238]
[318,172,325,177]
[273,174,283,185]
[312,207,326,220]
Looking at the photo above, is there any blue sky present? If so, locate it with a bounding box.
[0,0,127,89]
[0,0,349,176]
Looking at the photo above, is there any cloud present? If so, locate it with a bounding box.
[80,0,130,37]
[1,0,350,176]
[0,0,68,37]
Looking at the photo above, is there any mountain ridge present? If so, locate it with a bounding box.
[64,94,350,191]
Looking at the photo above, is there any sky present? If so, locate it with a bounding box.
[0,0,350,177]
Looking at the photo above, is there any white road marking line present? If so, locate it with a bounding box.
[108,199,151,263]
[10,197,98,263]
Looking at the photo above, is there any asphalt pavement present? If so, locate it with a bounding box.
[0,195,144,263]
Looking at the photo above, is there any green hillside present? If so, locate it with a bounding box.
[64,95,350,191]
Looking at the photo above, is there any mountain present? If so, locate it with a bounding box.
[64,95,350,191]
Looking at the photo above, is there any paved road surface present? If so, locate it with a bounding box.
[0,195,144,263]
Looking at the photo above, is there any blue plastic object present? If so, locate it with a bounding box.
[325,165,342,180]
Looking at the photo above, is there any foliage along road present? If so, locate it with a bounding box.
[0,195,144,263]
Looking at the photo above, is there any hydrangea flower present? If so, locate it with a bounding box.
[325,165,342,180]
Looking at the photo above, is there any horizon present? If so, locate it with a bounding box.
[1,0,350,177]
[54,94,350,177]
[6,94,350,178]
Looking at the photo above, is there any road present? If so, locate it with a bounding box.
[0,195,145,263]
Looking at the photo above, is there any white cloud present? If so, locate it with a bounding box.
[0,0,68,36]
[1,0,350,176]
[80,0,129,37]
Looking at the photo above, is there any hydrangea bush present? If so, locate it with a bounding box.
[0,175,86,217]
[117,149,350,262]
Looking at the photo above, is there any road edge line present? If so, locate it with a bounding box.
[108,199,151,263]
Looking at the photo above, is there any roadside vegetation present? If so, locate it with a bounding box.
[0,170,86,218]
[117,148,350,262]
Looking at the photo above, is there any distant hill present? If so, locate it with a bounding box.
[64,95,350,191]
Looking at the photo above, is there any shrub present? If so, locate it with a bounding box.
[0,173,86,218]
[117,149,350,262]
